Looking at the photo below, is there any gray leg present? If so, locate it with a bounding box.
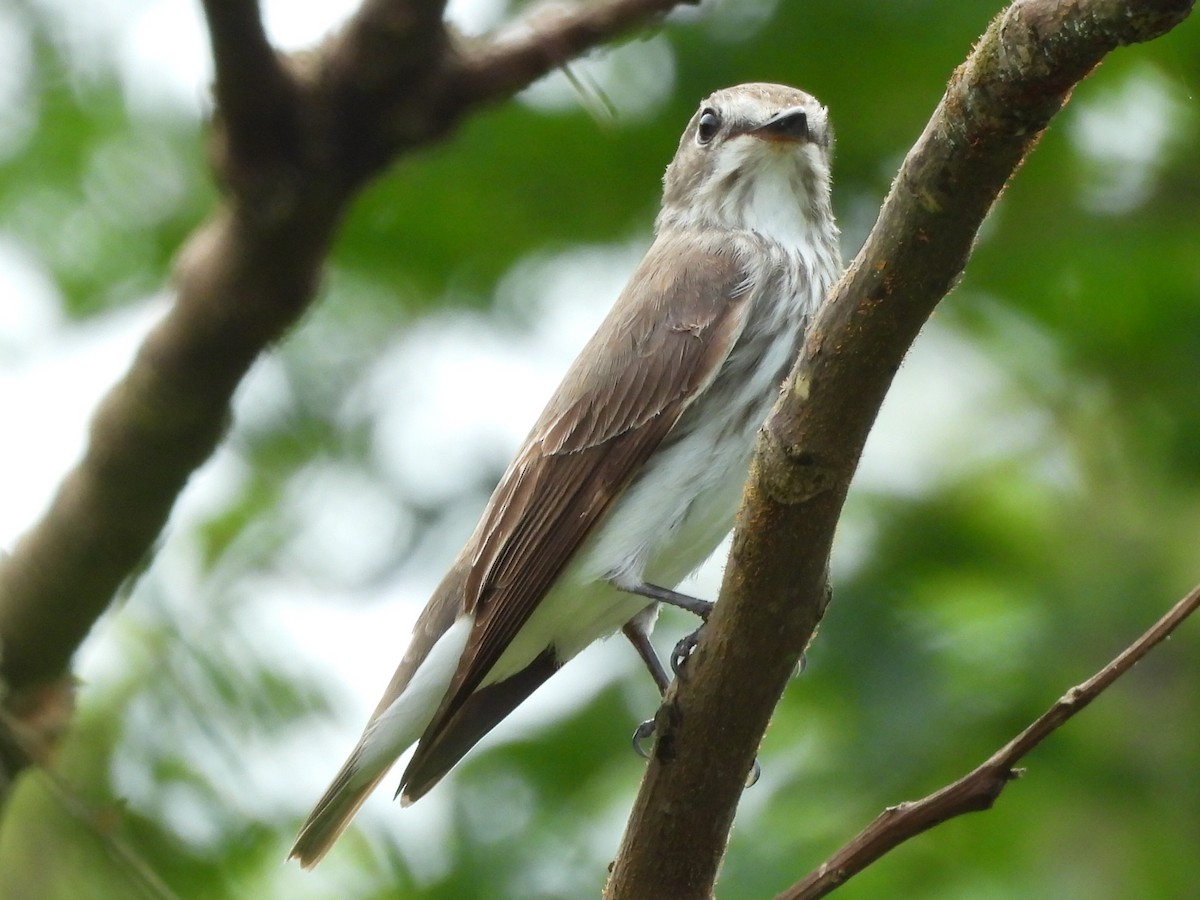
[621,582,714,620]
[622,622,670,759]
[622,621,670,695]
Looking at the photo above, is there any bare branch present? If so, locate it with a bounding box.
[0,201,340,693]
[312,0,693,184]
[324,0,451,88]
[777,581,1200,899]
[0,0,696,792]
[451,0,692,108]
[605,1,1196,897]
[199,0,292,144]
[311,0,454,180]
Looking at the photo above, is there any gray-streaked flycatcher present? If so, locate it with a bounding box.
[291,82,841,867]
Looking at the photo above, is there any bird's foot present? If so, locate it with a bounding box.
[631,719,657,759]
[746,757,762,788]
[671,625,705,675]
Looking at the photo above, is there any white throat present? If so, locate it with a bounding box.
[730,152,821,247]
[670,138,831,250]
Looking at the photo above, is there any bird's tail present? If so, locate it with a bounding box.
[289,754,391,869]
[289,617,475,867]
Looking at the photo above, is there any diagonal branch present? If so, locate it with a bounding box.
[450,0,694,108]
[605,0,1196,897]
[0,0,693,790]
[777,580,1200,899]
[314,0,694,184]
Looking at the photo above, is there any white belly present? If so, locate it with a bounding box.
[484,245,823,685]
[484,417,755,686]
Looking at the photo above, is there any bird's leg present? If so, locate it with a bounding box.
[622,622,670,759]
[618,584,716,760]
[622,621,671,695]
[622,618,761,786]
[618,575,827,789]
[620,581,712,676]
[622,581,713,619]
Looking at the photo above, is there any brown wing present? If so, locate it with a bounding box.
[399,234,752,795]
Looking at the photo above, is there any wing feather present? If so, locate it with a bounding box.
[400,234,752,792]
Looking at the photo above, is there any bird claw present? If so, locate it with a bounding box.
[671,627,704,675]
[632,719,657,759]
[745,757,762,788]
[795,650,808,677]
[633,718,760,785]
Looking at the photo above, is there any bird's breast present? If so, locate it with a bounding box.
[583,253,821,592]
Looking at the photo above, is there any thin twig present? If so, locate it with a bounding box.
[0,705,182,900]
[777,581,1200,900]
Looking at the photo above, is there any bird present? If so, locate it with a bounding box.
[290,82,841,867]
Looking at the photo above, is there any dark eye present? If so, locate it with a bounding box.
[696,108,721,145]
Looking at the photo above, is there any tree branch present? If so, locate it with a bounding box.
[450,0,693,108]
[199,0,306,214]
[605,1,1196,897]
[313,0,692,184]
[776,580,1200,899]
[199,0,294,157]
[309,0,454,181]
[0,0,692,788]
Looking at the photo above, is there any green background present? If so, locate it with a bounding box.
[0,1,1198,897]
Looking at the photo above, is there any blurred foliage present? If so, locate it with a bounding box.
[1,0,1199,898]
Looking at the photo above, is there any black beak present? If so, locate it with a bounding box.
[753,107,810,143]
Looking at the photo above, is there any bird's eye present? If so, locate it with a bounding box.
[696,109,721,145]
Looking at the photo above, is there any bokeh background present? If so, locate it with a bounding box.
[1,0,1198,897]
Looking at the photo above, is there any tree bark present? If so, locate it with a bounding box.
[0,0,691,795]
[605,1,1196,897]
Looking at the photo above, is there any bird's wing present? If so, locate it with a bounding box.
[399,234,754,797]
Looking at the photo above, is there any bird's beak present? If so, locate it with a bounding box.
[751,107,810,144]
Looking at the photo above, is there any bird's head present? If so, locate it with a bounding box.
[658,83,835,243]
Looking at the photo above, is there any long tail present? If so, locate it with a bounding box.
[289,756,391,868]
[290,615,473,867]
